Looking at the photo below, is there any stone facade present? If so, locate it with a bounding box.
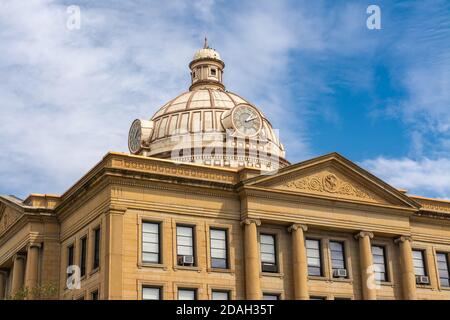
[1,152,450,300]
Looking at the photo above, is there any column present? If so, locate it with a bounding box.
[0,270,7,299]
[288,224,309,300]
[105,209,124,300]
[25,244,41,293]
[354,231,376,300]
[394,236,417,300]
[242,218,261,300]
[10,254,26,296]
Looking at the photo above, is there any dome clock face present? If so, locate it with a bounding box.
[231,104,263,137]
[128,120,143,154]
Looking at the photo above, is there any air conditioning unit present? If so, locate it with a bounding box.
[178,255,194,266]
[333,269,348,278]
[261,262,277,273]
[416,275,430,285]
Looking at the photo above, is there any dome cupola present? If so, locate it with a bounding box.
[128,40,289,172]
[189,38,225,91]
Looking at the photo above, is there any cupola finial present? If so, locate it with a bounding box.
[204,36,209,49]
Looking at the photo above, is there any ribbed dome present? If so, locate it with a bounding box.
[128,41,289,171]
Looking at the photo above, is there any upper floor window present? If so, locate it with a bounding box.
[177,226,195,266]
[211,290,230,300]
[436,253,450,287]
[412,250,427,276]
[330,241,347,278]
[142,222,160,264]
[178,288,197,300]
[306,239,322,276]
[142,286,161,300]
[260,234,277,273]
[67,244,74,270]
[210,228,228,269]
[211,68,217,76]
[371,245,387,282]
[93,227,101,270]
[80,237,87,277]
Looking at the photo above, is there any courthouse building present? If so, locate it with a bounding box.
[1,42,450,300]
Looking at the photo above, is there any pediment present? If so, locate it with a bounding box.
[0,203,23,234]
[245,153,419,208]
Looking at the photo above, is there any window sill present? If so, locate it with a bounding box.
[378,281,395,288]
[173,265,202,272]
[329,277,353,284]
[261,272,284,278]
[308,276,328,282]
[138,262,168,270]
[416,284,434,289]
[207,268,234,274]
[439,286,450,291]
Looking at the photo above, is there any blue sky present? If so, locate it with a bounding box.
[0,0,449,199]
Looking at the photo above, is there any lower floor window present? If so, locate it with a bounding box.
[211,290,230,300]
[262,293,280,300]
[142,286,161,300]
[178,288,197,300]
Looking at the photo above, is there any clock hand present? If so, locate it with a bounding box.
[245,116,256,122]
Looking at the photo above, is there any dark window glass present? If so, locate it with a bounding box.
[436,253,450,287]
[142,286,161,300]
[80,237,87,277]
[211,68,217,76]
[412,250,427,276]
[260,234,277,272]
[177,226,195,266]
[210,229,228,269]
[93,227,100,270]
[91,290,99,300]
[330,241,346,273]
[306,239,322,276]
[371,245,387,282]
[310,296,326,300]
[67,245,74,268]
[142,222,160,264]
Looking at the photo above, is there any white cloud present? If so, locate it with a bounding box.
[361,157,450,199]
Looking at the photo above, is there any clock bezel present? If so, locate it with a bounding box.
[230,103,263,138]
[128,119,143,154]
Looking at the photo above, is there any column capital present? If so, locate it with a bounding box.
[394,235,413,244]
[13,253,26,261]
[241,218,261,227]
[27,243,42,250]
[287,223,308,233]
[354,231,374,240]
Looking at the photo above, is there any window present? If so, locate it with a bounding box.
[67,244,74,268]
[91,290,99,300]
[178,288,196,300]
[212,290,230,300]
[93,227,101,270]
[371,245,387,282]
[177,226,195,266]
[334,297,351,300]
[210,229,228,269]
[142,222,160,264]
[310,296,326,300]
[80,237,87,277]
[262,293,279,300]
[211,68,217,76]
[330,241,347,278]
[436,253,450,287]
[412,250,427,276]
[306,239,322,276]
[260,234,277,272]
[142,286,161,300]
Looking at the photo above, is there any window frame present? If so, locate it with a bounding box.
[436,252,450,288]
[142,285,163,300]
[262,293,280,300]
[371,244,388,282]
[209,228,229,269]
[329,240,347,277]
[412,249,428,277]
[211,290,230,300]
[176,224,196,267]
[142,221,162,265]
[92,226,101,271]
[306,238,323,277]
[79,236,87,278]
[260,233,278,273]
[178,288,198,300]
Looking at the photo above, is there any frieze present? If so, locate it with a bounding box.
[418,201,450,214]
[113,158,237,184]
